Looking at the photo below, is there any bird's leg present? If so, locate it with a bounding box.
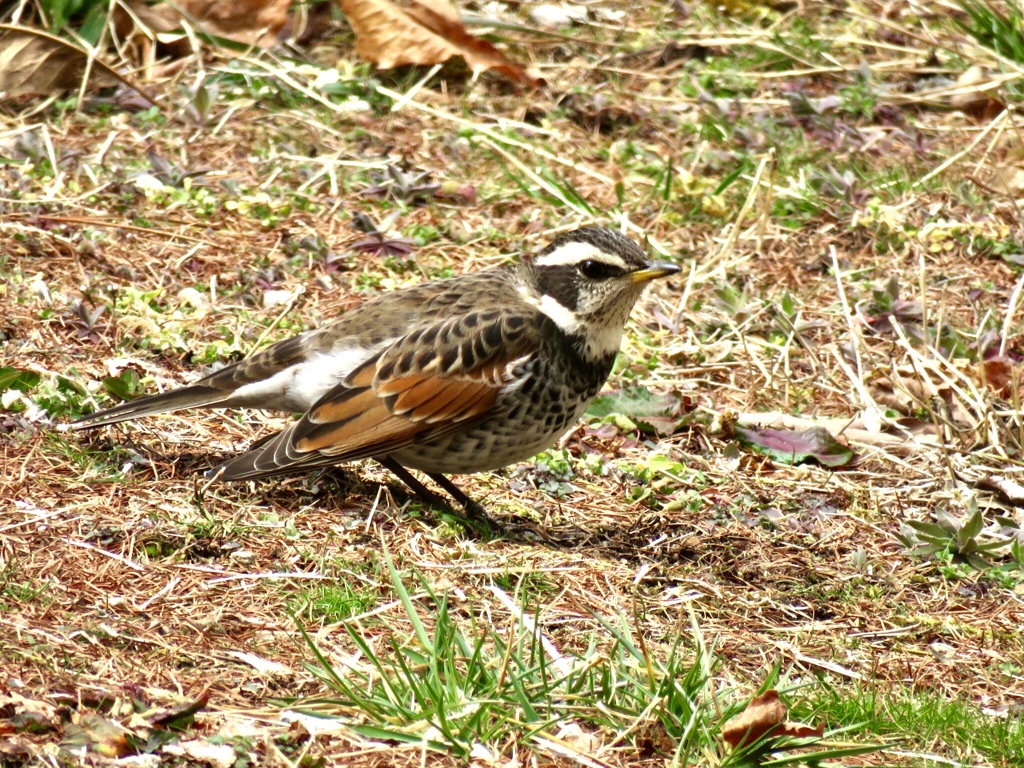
[424,472,488,519]
[377,457,461,515]
[377,457,489,522]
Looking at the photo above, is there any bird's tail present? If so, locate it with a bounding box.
[73,384,231,430]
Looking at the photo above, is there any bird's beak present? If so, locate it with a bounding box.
[627,262,681,284]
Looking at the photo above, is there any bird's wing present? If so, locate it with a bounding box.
[72,276,502,429]
[72,332,327,429]
[213,309,537,480]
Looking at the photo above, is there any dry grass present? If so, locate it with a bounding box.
[2,0,1024,765]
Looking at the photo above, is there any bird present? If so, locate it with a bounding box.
[74,226,679,517]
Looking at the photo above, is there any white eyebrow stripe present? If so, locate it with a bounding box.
[533,241,628,269]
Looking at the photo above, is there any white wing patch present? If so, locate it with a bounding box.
[231,345,384,412]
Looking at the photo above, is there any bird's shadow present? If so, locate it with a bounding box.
[172,455,516,542]
[85,440,668,551]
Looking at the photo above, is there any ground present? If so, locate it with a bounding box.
[2,0,1024,766]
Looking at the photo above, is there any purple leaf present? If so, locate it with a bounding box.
[734,425,855,468]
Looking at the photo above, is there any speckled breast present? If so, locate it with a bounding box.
[391,346,615,474]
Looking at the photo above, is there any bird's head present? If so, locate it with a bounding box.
[522,227,680,359]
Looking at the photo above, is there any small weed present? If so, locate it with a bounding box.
[290,579,378,623]
[0,557,51,609]
[897,496,1022,571]
[38,0,110,42]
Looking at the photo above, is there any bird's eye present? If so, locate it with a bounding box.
[578,260,617,280]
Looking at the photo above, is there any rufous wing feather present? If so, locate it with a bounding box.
[212,311,536,481]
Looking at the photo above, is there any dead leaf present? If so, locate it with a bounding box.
[950,65,1005,121]
[990,165,1024,196]
[529,3,589,28]
[737,453,774,473]
[0,24,123,97]
[146,692,209,730]
[979,356,1016,398]
[585,386,692,436]
[278,1,337,45]
[869,362,979,429]
[61,712,132,758]
[722,690,825,749]
[0,734,38,761]
[734,425,855,468]
[973,474,1024,506]
[337,0,541,87]
[723,690,786,748]
[118,0,291,48]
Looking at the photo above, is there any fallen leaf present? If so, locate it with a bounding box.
[737,453,774,473]
[553,721,601,753]
[733,425,855,467]
[61,713,132,758]
[281,710,353,737]
[974,474,1024,507]
[950,65,1005,121]
[0,735,37,761]
[870,360,987,429]
[0,24,123,97]
[586,386,691,436]
[990,165,1024,196]
[146,692,209,730]
[722,690,825,749]
[278,0,337,45]
[722,690,786,748]
[979,356,1015,397]
[337,0,541,87]
[118,0,291,48]
[0,692,60,737]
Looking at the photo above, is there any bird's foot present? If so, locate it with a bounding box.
[377,457,499,536]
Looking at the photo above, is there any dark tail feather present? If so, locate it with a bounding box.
[73,384,231,430]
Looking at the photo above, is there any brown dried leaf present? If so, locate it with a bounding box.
[869,362,978,427]
[737,452,775,473]
[119,0,291,47]
[0,735,37,761]
[0,24,121,97]
[777,720,826,740]
[336,0,541,86]
[979,357,1015,398]
[278,1,337,45]
[950,65,1006,121]
[991,165,1024,195]
[722,690,825,749]
[722,690,786,748]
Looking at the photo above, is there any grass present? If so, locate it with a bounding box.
[807,684,1024,766]
[956,0,1024,65]
[3,0,1024,765]
[292,543,882,765]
